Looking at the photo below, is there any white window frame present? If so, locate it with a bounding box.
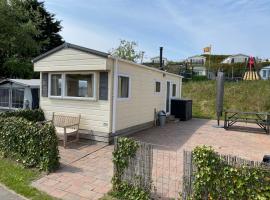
[154,80,161,94]
[48,73,63,99]
[117,74,131,100]
[48,72,97,100]
[63,72,96,100]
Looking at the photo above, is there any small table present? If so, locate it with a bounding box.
[224,110,270,134]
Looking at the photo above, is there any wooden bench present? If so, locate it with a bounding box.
[224,110,270,134]
[52,113,81,148]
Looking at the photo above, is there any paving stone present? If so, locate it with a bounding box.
[33,119,270,199]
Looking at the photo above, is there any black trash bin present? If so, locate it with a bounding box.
[158,111,166,127]
[171,99,192,121]
[263,155,270,163]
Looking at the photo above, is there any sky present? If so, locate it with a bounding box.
[44,0,270,61]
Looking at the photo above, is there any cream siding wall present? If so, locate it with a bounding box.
[40,71,112,133]
[34,48,109,72]
[34,47,183,135]
[115,61,182,131]
[34,48,113,134]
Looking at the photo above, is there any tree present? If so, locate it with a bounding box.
[0,0,63,78]
[0,0,42,78]
[110,40,143,62]
[24,0,64,54]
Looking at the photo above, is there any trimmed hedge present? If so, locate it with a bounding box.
[0,117,59,171]
[192,146,270,199]
[0,109,45,122]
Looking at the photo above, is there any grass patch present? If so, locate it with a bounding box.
[100,194,117,200]
[182,80,270,119]
[0,157,56,200]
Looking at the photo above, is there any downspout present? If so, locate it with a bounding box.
[112,58,118,134]
[179,78,182,98]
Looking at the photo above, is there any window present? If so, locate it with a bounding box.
[50,74,62,96]
[155,81,161,93]
[118,75,130,98]
[12,88,24,108]
[263,70,267,78]
[172,84,177,97]
[65,74,94,97]
[49,73,96,99]
[0,88,9,107]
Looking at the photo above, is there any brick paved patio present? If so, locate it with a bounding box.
[32,119,270,200]
[32,141,113,200]
[130,119,270,198]
[131,119,270,161]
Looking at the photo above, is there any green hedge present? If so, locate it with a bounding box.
[191,76,208,81]
[0,109,45,122]
[192,146,270,199]
[0,117,59,171]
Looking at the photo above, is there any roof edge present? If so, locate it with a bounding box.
[32,43,109,63]
[0,79,40,87]
[109,56,183,79]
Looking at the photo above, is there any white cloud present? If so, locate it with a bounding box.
[44,0,270,59]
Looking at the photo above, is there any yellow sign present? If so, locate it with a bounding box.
[203,46,211,53]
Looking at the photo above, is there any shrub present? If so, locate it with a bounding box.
[192,76,208,81]
[192,146,270,199]
[0,109,45,122]
[112,137,150,200]
[0,117,59,171]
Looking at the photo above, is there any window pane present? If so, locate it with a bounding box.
[12,88,24,108]
[263,70,266,78]
[172,84,176,96]
[0,88,9,107]
[118,76,129,98]
[155,82,161,92]
[51,74,62,96]
[66,74,93,97]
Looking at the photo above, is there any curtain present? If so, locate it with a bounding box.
[118,76,129,98]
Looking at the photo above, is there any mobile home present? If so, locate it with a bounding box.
[33,43,182,142]
[0,79,40,111]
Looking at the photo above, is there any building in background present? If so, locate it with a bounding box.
[185,55,207,76]
[259,66,270,80]
[0,79,40,111]
[221,54,249,64]
[151,56,168,66]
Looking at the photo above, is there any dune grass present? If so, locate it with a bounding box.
[182,80,270,119]
[0,157,56,200]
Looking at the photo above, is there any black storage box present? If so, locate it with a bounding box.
[171,99,192,121]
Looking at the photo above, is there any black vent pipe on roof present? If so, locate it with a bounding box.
[160,47,163,70]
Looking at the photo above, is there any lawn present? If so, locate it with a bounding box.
[182,80,270,119]
[0,157,56,200]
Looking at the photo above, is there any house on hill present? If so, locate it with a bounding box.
[185,55,207,76]
[151,56,168,66]
[33,43,183,143]
[221,54,249,64]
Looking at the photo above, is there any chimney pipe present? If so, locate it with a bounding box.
[160,47,163,70]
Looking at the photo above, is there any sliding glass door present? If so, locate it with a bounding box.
[12,88,24,108]
[0,87,24,109]
[0,88,9,108]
